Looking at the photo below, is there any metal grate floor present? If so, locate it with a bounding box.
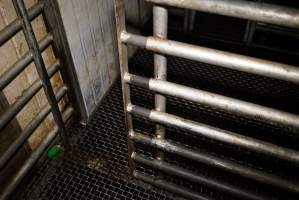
[16,81,175,200]
[16,49,299,200]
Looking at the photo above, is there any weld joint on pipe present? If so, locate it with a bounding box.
[123,72,131,82]
[131,152,137,159]
[120,31,129,42]
[128,130,135,139]
[126,103,134,113]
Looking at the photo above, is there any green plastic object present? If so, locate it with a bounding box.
[47,145,61,159]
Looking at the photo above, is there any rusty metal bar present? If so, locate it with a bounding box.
[0,33,53,91]
[0,106,73,200]
[0,1,44,46]
[13,0,69,149]
[0,60,60,131]
[131,132,299,193]
[146,0,299,29]
[0,85,67,171]
[114,0,135,174]
[121,32,299,85]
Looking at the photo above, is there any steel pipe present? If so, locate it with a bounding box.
[0,60,60,131]
[146,0,299,29]
[127,104,299,164]
[0,33,53,91]
[0,1,44,46]
[132,153,264,200]
[121,32,299,85]
[13,0,69,149]
[244,20,256,46]
[133,171,209,200]
[125,74,299,134]
[256,24,299,39]
[153,5,168,162]
[0,106,73,200]
[184,10,196,32]
[115,0,136,173]
[131,132,299,193]
[0,85,67,171]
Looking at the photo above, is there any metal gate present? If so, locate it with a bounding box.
[0,0,77,199]
[115,0,299,199]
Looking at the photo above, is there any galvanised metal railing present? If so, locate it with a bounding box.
[115,0,299,199]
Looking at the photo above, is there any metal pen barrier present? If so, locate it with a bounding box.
[12,0,70,149]
[115,0,299,199]
[0,106,73,200]
[0,0,73,198]
[0,34,53,91]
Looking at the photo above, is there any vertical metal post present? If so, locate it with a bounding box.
[153,5,168,161]
[184,9,196,33]
[244,20,256,46]
[244,0,261,47]
[184,10,196,33]
[12,0,70,150]
[189,10,196,32]
[184,9,190,33]
[115,0,135,174]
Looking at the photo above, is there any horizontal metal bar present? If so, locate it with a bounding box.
[127,100,299,164]
[132,153,264,200]
[0,106,73,200]
[121,32,299,84]
[0,1,44,46]
[252,43,299,57]
[131,132,299,193]
[256,24,299,39]
[133,171,209,200]
[126,74,299,134]
[0,85,67,171]
[0,60,60,131]
[0,33,53,91]
[146,0,299,29]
